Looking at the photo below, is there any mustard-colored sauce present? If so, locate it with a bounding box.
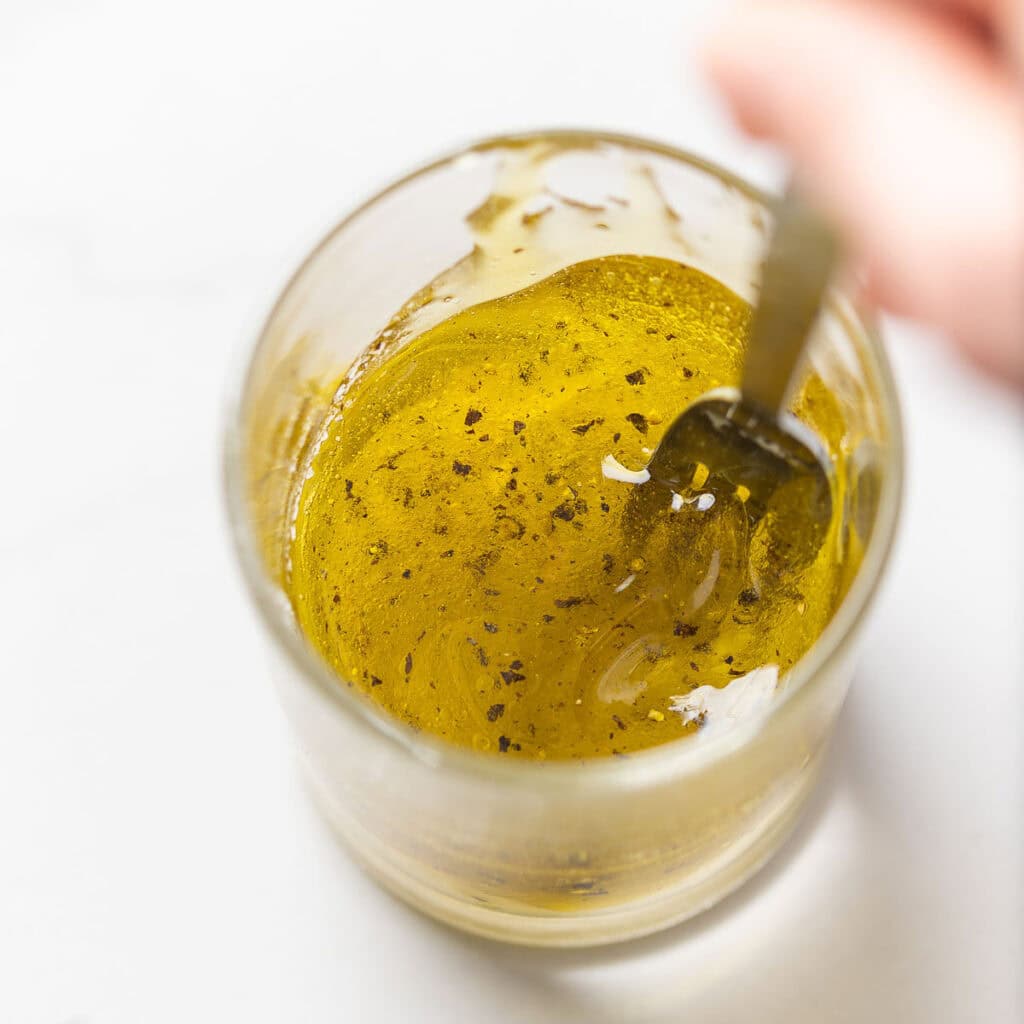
[287,254,856,758]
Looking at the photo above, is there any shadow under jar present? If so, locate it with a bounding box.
[225,131,902,948]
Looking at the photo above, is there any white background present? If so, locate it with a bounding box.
[1,2,1021,1021]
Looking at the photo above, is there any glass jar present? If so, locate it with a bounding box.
[224,131,902,947]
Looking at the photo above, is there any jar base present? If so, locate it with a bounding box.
[301,751,823,949]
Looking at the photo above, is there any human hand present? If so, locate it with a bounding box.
[703,0,1024,387]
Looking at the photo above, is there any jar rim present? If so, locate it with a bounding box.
[223,128,904,792]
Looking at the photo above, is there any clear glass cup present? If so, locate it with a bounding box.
[224,131,902,947]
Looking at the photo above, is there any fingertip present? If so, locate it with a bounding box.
[698,4,785,138]
[698,2,770,89]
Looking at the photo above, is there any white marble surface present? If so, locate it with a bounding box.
[1,2,1021,1021]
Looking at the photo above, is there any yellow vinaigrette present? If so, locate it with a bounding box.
[288,255,856,758]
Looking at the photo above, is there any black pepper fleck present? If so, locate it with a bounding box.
[552,502,575,522]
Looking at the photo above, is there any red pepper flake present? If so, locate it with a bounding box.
[500,670,526,684]
[513,420,526,435]
[673,621,698,637]
[370,676,383,687]
[404,653,413,675]
[452,460,472,476]
[624,369,646,385]
[498,735,512,752]
[464,408,483,427]
[486,703,505,721]
[625,413,649,434]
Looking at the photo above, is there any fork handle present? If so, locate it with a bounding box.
[741,188,840,414]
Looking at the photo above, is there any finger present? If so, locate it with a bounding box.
[704,0,1024,386]
[915,0,1024,67]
